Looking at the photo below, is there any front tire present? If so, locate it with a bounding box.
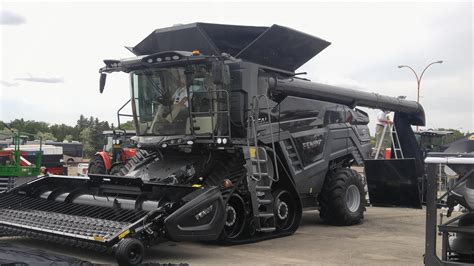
[88,155,106,175]
[220,194,246,240]
[115,238,144,266]
[319,168,366,226]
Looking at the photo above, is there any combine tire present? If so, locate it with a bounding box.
[273,189,298,232]
[319,168,366,226]
[87,155,106,175]
[221,194,246,240]
[115,238,144,266]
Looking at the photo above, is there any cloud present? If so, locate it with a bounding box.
[0,10,26,25]
[0,81,19,87]
[15,75,64,84]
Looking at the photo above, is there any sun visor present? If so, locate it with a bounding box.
[131,23,330,72]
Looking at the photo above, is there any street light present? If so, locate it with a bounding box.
[398,60,443,131]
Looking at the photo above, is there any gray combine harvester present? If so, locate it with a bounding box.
[0,23,425,265]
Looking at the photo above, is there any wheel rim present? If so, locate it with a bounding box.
[277,201,288,220]
[345,184,361,212]
[224,194,246,239]
[128,244,141,263]
[225,205,237,227]
[274,190,296,231]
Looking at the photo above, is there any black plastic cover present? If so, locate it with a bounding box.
[365,159,422,209]
[132,23,330,72]
[164,186,225,241]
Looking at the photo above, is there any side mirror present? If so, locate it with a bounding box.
[99,73,107,93]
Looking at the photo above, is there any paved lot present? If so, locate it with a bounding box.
[1,206,431,265]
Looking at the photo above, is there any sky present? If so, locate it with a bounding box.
[1,1,473,134]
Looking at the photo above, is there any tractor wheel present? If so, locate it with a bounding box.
[115,238,144,266]
[318,168,366,226]
[109,163,124,176]
[273,189,298,232]
[88,155,106,175]
[220,194,246,240]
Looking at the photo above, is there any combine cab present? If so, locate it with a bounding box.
[0,23,426,265]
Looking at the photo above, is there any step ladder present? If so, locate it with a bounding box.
[0,177,15,192]
[245,95,280,233]
[374,123,404,159]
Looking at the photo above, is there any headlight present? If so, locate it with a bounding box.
[216,138,222,144]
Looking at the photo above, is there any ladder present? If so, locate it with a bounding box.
[374,123,404,159]
[0,177,15,192]
[245,95,280,233]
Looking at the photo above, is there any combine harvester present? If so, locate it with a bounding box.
[0,23,425,265]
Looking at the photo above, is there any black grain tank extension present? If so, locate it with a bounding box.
[131,23,331,72]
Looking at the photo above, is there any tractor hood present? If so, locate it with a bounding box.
[131,23,331,72]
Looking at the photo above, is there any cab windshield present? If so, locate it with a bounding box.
[131,65,220,136]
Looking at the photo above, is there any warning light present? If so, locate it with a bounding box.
[192,50,200,56]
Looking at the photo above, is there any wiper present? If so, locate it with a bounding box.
[143,71,172,106]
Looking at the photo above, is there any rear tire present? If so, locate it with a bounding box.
[88,155,106,175]
[273,189,298,232]
[319,168,366,226]
[115,238,144,266]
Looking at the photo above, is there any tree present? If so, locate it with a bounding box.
[79,128,95,158]
[436,128,466,144]
[64,135,74,142]
[119,120,135,130]
[50,123,76,142]
[36,131,57,141]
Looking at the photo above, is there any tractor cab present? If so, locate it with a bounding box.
[102,129,136,162]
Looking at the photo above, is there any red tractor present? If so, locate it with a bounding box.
[88,129,137,175]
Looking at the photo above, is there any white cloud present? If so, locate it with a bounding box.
[15,74,64,84]
[1,80,19,87]
[0,10,26,25]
